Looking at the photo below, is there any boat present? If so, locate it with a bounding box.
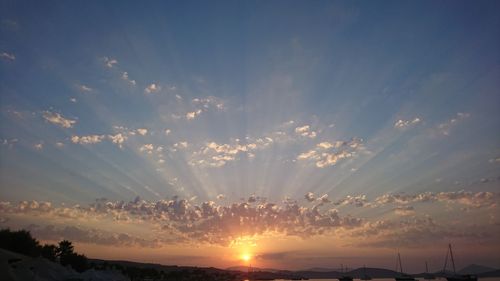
[361,265,372,280]
[443,244,477,281]
[424,261,436,280]
[395,252,416,281]
[338,264,353,281]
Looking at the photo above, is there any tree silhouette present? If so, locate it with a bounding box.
[58,240,74,257]
[40,244,58,261]
[0,229,41,257]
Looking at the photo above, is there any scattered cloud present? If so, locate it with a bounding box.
[393,205,415,216]
[190,137,273,167]
[144,83,161,94]
[186,109,202,120]
[371,190,498,209]
[0,52,15,61]
[164,129,171,135]
[489,157,500,163]
[103,56,117,68]
[42,111,76,128]
[139,144,155,154]
[136,128,148,136]
[192,96,225,111]
[71,135,105,145]
[34,143,43,150]
[394,117,421,129]
[295,125,317,138]
[297,137,363,168]
[77,84,93,92]
[437,112,470,136]
[70,98,77,103]
[108,133,127,148]
[305,192,315,202]
[121,72,136,86]
[0,196,363,245]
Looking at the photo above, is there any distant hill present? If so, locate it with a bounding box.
[478,269,500,278]
[459,264,497,274]
[294,267,400,279]
[226,265,284,273]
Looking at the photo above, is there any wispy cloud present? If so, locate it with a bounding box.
[297,138,363,168]
[0,51,15,61]
[42,111,77,128]
[77,84,93,93]
[394,117,421,129]
[103,56,117,68]
[33,143,43,150]
[437,112,470,136]
[121,72,136,86]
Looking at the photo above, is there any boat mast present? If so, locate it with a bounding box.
[449,244,456,274]
[398,252,404,274]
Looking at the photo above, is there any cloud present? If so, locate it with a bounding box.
[190,137,273,167]
[34,143,43,150]
[78,84,93,92]
[71,135,105,145]
[25,224,158,247]
[174,142,188,149]
[437,112,470,136]
[333,195,367,207]
[192,96,225,111]
[0,52,15,61]
[489,157,500,163]
[294,125,317,138]
[394,117,421,129]
[42,111,76,128]
[103,57,117,68]
[305,192,315,202]
[136,128,148,136]
[164,129,171,135]
[144,83,161,94]
[297,137,363,168]
[393,205,415,216]
[371,191,498,209]
[108,133,127,148]
[0,196,363,246]
[139,144,155,154]
[70,98,77,103]
[121,72,136,86]
[186,109,202,120]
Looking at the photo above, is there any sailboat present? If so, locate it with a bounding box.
[395,252,416,281]
[361,265,372,280]
[338,264,354,281]
[443,244,477,281]
[424,261,436,280]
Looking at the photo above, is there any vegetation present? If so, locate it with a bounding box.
[0,228,89,272]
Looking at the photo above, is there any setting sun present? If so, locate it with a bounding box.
[241,253,252,263]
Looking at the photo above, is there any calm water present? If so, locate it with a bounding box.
[270,279,500,281]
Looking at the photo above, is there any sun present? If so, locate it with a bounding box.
[241,253,252,262]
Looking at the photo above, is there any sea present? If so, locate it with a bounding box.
[268,277,500,281]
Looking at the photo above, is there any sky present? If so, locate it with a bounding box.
[1,0,500,272]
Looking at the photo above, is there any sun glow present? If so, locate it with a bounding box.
[241,253,252,262]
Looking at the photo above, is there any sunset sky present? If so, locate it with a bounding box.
[1,0,499,273]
